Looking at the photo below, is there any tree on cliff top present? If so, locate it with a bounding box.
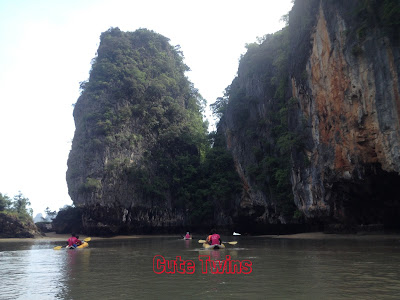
[0,193,11,211]
[0,191,34,224]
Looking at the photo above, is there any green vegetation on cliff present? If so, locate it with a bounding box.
[185,131,242,225]
[218,27,302,220]
[0,192,37,238]
[355,0,400,38]
[0,191,33,224]
[68,27,207,198]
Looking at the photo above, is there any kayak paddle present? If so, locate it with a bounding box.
[198,239,237,245]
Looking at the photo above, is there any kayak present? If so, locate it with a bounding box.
[54,237,91,250]
[202,243,225,249]
[183,237,192,240]
[77,241,89,249]
[67,241,89,249]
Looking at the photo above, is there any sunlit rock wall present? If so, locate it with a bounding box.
[290,2,400,226]
[221,0,400,230]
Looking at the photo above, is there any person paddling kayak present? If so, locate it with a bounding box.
[184,232,191,239]
[206,229,221,245]
[67,233,78,248]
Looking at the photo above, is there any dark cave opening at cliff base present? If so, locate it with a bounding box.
[331,165,400,230]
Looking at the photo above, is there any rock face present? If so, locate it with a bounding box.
[67,2,400,234]
[289,1,400,227]
[67,28,206,235]
[219,0,400,230]
[0,213,39,238]
[51,206,83,234]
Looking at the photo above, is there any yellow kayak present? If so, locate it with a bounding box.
[67,241,89,249]
[77,241,89,249]
[202,243,225,249]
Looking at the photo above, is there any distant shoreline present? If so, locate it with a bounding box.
[1,231,400,243]
[0,232,179,242]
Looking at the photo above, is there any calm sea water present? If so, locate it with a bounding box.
[1,235,400,299]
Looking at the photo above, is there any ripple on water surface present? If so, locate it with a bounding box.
[1,236,400,299]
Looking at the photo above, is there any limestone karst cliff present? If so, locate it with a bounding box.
[290,0,400,228]
[219,0,400,231]
[67,1,400,235]
[67,28,208,234]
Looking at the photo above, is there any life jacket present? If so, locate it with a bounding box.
[210,234,220,245]
[68,236,78,246]
[207,235,212,244]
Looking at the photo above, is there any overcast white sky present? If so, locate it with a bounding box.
[0,0,293,217]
